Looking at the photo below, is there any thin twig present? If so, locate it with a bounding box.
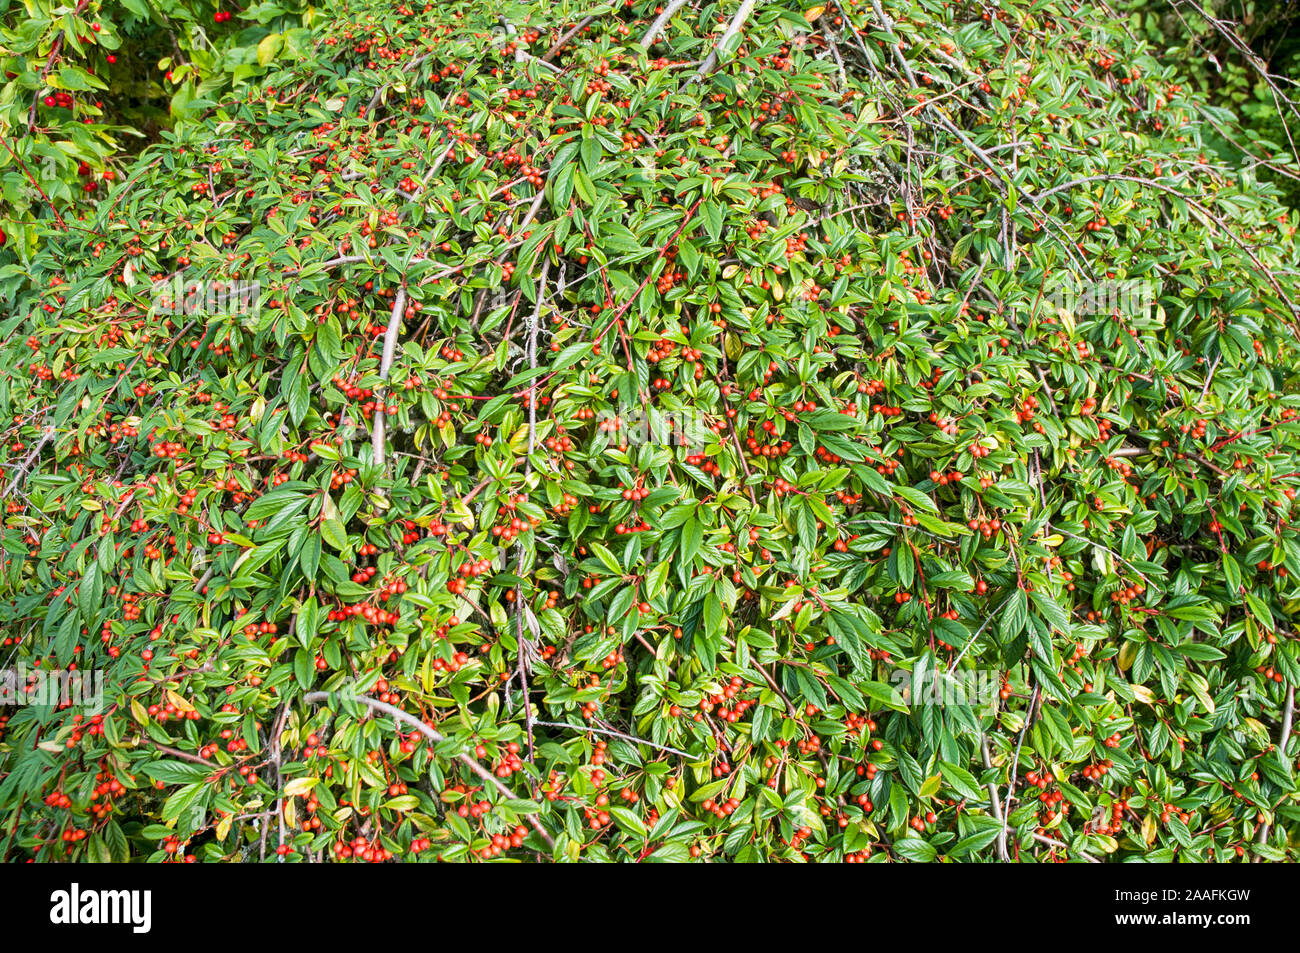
[543,14,597,61]
[981,735,1010,861]
[514,259,550,762]
[1,426,54,500]
[269,702,292,862]
[1000,683,1040,859]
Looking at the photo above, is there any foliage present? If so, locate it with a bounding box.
[1,0,1298,863]
[0,0,310,254]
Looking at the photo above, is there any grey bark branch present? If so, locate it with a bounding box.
[1254,684,1295,860]
[641,0,692,48]
[691,0,758,81]
[304,691,554,847]
[371,286,408,467]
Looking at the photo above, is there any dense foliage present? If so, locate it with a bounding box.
[1,0,1298,863]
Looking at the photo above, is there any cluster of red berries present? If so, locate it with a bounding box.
[334,837,393,862]
[1015,394,1040,424]
[495,742,524,778]
[684,452,722,475]
[242,620,278,639]
[1081,759,1114,781]
[700,677,755,723]
[702,795,741,819]
[329,467,358,489]
[447,557,493,594]
[929,468,965,486]
[1109,580,1145,605]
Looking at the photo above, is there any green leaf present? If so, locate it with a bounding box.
[893,836,937,862]
[680,518,704,565]
[1000,588,1028,642]
[321,518,349,551]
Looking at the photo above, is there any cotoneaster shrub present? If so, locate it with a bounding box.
[1,0,1298,863]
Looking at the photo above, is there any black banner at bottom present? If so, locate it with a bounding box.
[1,859,1277,940]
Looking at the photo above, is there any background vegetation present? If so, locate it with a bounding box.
[1,0,308,253]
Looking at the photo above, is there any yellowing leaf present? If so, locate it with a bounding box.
[1117,640,1138,672]
[1141,812,1158,846]
[284,777,318,798]
[257,33,284,67]
[166,689,195,713]
[1187,673,1214,715]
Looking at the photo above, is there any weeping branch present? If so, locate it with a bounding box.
[304,691,555,847]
